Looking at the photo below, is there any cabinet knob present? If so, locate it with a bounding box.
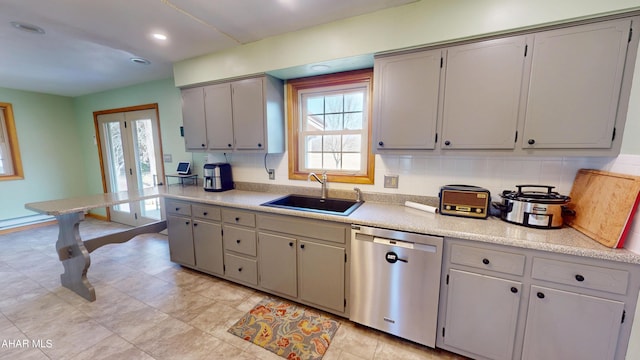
[228,144,232,148]
[175,207,180,211]
[185,221,190,225]
[203,212,208,216]
[575,274,585,282]
[235,217,240,222]
[201,143,206,147]
[537,292,545,299]
[510,287,518,294]
[528,139,535,145]
[482,258,490,265]
[300,244,305,249]
[236,239,241,244]
[193,223,198,227]
[444,140,451,146]
[378,141,384,147]
[289,242,294,247]
[258,143,262,147]
[238,267,243,272]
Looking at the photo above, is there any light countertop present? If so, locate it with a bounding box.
[25,185,640,265]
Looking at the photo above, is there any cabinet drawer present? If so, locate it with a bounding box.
[223,209,256,227]
[258,214,347,244]
[166,199,192,217]
[223,225,257,256]
[531,257,629,295]
[192,204,221,221]
[225,253,258,285]
[451,244,525,276]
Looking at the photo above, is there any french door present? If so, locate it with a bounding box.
[96,106,164,226]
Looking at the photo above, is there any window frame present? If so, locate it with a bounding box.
[0,102,23,181]
[287,69,374,184]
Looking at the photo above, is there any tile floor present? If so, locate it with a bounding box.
[0,218,467,360]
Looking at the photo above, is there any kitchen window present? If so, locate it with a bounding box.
[287,69,374,184]
[0,102,23,180]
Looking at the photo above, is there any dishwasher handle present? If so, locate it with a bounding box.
[373,237,437,253]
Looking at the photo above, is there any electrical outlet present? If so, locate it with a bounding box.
[268,169,275,180]
[384,175,399,188]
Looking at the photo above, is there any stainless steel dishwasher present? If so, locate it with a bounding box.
[350,225,443,347]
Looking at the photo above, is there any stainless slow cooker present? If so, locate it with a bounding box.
[493,185,575,229]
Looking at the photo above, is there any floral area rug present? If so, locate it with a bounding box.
[228,297,341,360]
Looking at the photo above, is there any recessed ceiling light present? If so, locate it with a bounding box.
[130,57,151,65]
[10,21,45,34]
[152,33,167,40]
[311,64,330,72]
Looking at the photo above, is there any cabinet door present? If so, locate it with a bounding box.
[204,83,235,150]
[443,269,521,360]
[441,36,526,149]
[374,50,442,150]
[298,240,345,313]
[181,87,207,150]
[167,214,195,266]
[258,233,297,297]
[522,19,631,149]
[522,285,624,360]
[232,77,266,150]
[193,220,223,276]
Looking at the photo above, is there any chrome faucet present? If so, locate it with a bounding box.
[308,171,328,199]
[354,187,362,202]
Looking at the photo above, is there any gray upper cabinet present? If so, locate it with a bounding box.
[232,77,266,150]
[374,49,442,150]
[204,83,234,150]
[181,87,207,150]
[180,74,285,153]
[441,36,527,150]
[522,19,632,150]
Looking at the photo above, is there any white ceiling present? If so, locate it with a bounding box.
[0,0,416,97]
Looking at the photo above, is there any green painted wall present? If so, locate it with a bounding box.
[72,78,187,216]
[0,88,86,220]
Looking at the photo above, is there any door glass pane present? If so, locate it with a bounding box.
[131,119,160,220]
[104,122,129,212]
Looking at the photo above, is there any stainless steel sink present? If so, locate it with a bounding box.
[261,194,363,216]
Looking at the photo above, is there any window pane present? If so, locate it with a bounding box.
[344,113,363,130]
[325,114,343,130]
[306,96,324,115]
[306,152,322,169]
[325,94,343,113]
[305,135,323,152]
[323,153,341,170]
[304,114,324,131]
[342,134,361,152]
[0,146,5,174]
[342,153,362,171]
[345,92,364,112]
[323,135,342,152]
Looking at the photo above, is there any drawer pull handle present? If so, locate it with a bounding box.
[537,292,545,299]
[289,242,294,247]
[235,217,240,222]
[236,239,241,244]
[510,287,518,294]
[482,258,490,265]
[575,274,585,282]
[238,267,243,272]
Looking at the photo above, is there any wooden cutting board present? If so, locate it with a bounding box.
[566,169,640,248]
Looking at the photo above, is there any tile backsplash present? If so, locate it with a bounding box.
[200,152,640,253]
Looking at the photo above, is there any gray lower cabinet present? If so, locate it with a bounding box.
[443,269,521,360]
[298,240,345,313]
[438,238,639,360]
[193,220,223,276]
[258,232,297,297]
[521,285,624,360]
[167,214,195,266]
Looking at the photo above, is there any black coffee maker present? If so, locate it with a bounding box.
[203,163,233,192]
